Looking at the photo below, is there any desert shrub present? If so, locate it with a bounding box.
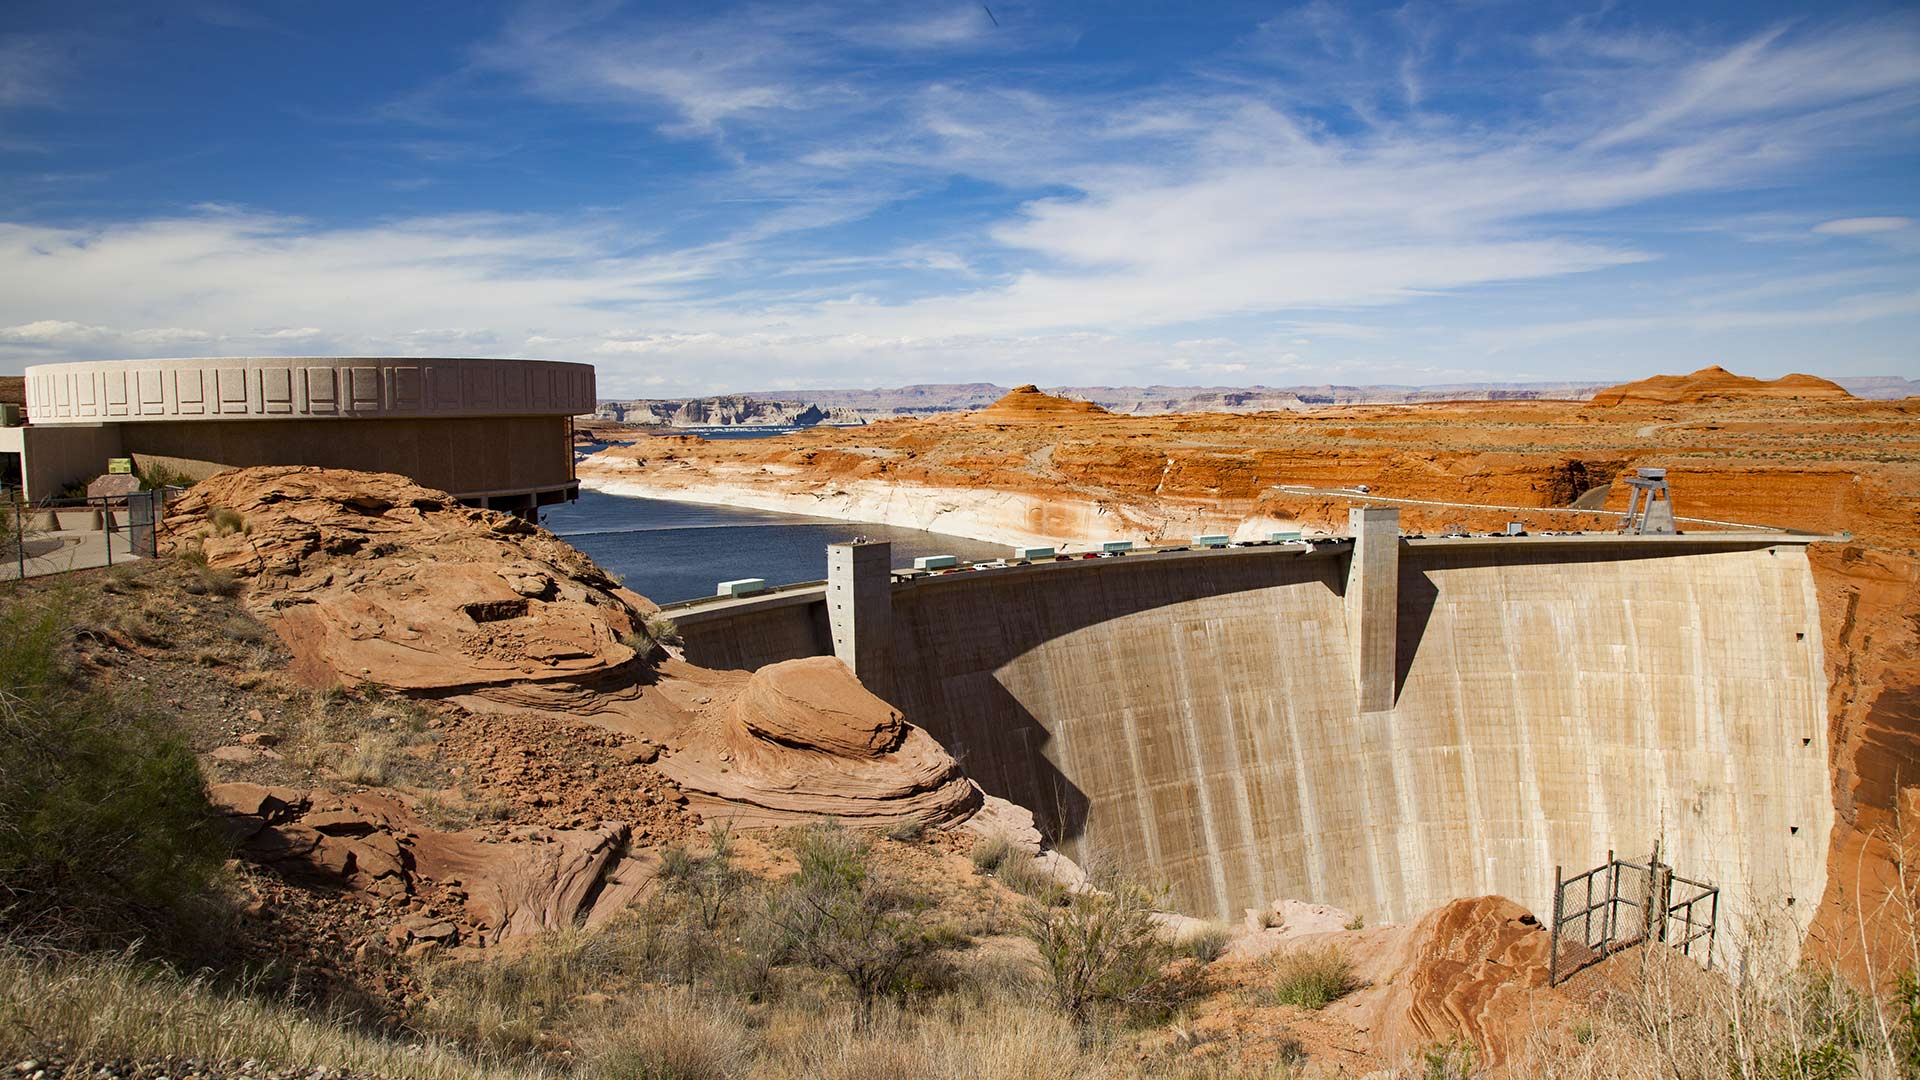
[996,852,1068,905]
[1176,921,1233,964]
[136,462,195,491]
[884,816,926,843]
[0,594,224,948]
[1418,1040,1474,1079]
[209,507,248,536]
[660,823,749,931]
[1023,869,1195,1025]
[1894,970,1920,1075]
[970,831,1014,873]
[766,822,944,1025]
[1268,946,1359,1010]
[579,987,755,1080]
[335,731,400,785]
[644,612,683,648]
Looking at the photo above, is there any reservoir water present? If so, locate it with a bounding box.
[542,488,1008,604]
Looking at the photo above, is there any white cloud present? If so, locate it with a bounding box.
[1813,216,1915,236]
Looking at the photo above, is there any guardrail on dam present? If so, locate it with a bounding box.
[667,513,1833,959]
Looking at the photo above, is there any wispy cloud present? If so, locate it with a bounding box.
[0,35,67,110]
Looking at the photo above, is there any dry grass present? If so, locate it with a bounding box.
[1176,921,1234,964]
[1266,946,1359,1010]
[0,945,535,1079]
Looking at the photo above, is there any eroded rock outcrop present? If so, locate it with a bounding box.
[1346,896,1566,1065]
[970,384,1113,423]
[209,782,654,947]
[165,467,655,694]
[661,656,982,829]
[169,467,985,834]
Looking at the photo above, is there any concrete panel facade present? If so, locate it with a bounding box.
[671,536,1831,964]
[24,357,594,424]
[14,357,592,504]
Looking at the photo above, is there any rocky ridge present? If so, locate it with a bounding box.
[1588,365,1852,406]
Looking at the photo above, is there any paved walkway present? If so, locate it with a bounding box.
[1,529,143,581]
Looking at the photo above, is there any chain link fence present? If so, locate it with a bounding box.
[1549,846,1719,986]
[2,488,170,581]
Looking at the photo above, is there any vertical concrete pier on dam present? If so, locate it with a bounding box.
[667,529,1833,957]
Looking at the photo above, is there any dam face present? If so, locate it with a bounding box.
[674,535,1832,954]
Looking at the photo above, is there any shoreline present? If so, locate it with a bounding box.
[575,461,1291,552]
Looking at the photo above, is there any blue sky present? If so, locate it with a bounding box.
[0,1,1915,397]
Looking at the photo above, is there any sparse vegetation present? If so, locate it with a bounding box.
[1022,866,1196,1025]
[1176,921,1233,964]
[0,592,225,949]
[136,462,196,492]
[1267,946,1359,1010]
[1,946,536,1080]
[970,831,1014,873]
[210,507,249,536]
[766,822,947,1025]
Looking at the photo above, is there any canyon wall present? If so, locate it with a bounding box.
[673,537,1832,961]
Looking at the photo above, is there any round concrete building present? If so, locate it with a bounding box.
[4,357,594,514]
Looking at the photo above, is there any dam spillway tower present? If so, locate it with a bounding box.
[827,540,895,701]
[1347,506,1400,713]
[1622,468,1677,535]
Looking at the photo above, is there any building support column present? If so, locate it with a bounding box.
[827,540,894,702]
[1347,507,1400,713]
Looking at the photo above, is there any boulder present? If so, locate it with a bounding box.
[660,657,981,830]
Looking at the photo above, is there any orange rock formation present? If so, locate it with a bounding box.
[659,657,982,828]
[165,466,983,832]
[1587,365,1852,406]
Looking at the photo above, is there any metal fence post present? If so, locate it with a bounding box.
[1549,864,1563,987]
[1603,849,1617,958]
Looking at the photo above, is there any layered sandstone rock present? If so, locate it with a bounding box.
[169,467,983,833]
[1345,896,1566,1066]
[165,467,655,693]
[969,384,1113,423]
[660,656,982,829]
[209,782,654,947]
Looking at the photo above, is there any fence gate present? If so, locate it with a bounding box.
[1548,843,1719,986]
[125,489,161,558]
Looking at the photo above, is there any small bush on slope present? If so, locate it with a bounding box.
[0,591,224,949]
[1268,947,1359,1010]
[1023,867,1197,1025]
[766,822,947,1026]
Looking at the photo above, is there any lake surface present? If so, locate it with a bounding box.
[542,488,1008,604]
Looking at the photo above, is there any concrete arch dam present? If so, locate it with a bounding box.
[671,521,1832,948]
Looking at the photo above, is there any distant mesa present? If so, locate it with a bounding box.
[974,383,1113,422]
[1588,365,1853,407]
